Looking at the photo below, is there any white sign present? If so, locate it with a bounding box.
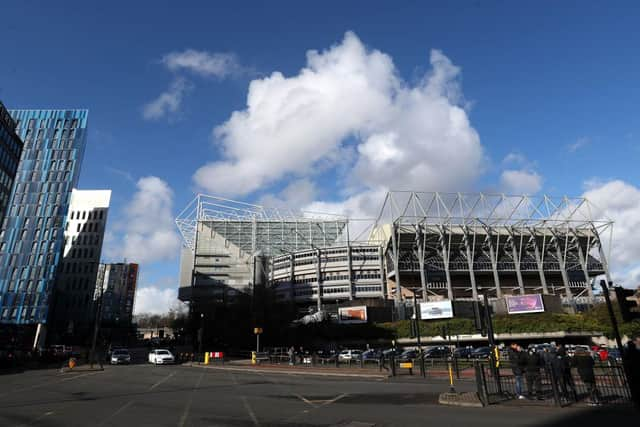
[419,300,454,320]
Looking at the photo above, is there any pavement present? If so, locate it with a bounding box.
[0,364,636,427]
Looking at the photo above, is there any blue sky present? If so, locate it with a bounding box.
[1,1,639,312]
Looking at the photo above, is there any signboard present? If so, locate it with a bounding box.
[254,327,263,334]
[419,300,454,320]
[506,294,545,314]
[338,306,368,324]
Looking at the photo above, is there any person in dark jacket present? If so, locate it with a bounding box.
[624,335,640,407]
[574,348,600,405]
[552,344,577,401]
[525,348,543,400]
[508,343,526,399]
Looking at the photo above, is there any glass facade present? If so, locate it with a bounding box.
[0,109,88,325]
[0,102,23,227]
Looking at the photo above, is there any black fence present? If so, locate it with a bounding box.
[475,362,632,407]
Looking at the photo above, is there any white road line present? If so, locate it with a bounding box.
[241,396,259,426]
[177,371,205,427]
[148,371,176,391]
[229,372,260,426]
[0,370,105,398]
[14,410,54,427]
[98,401,135,427]
[318,393,348,407]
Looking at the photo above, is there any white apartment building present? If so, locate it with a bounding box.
[51,189,110,338]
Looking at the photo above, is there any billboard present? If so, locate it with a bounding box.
[419,300,454,320]
[506,294,545,314]
[338,306,368,324]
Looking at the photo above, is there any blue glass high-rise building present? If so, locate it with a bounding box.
[0,109,88,329]
[0,102,23,227]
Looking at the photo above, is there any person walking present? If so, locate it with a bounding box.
[525,347,543,400]
[508,343,526,399]
[574,348,600,405]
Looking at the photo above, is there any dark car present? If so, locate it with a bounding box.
[453,346,473,359]
[398,349,419,362]
[424,346,449,359]
[471,346,492,359]
[362,349,381,361]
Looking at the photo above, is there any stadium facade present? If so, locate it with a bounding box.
[176,192,613,317]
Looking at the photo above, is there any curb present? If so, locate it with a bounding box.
[438,392,484,408]
[186,363,389,379]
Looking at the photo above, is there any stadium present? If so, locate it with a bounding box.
[175,192,613,321]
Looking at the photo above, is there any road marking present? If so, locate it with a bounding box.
[15,410,54,427]
[149,371,176,391]
[257,372,316,408]
[177,371,205,427]
[319,393,348,407]
[229,372,260,426]
[241,396,259,426]
[98,401,135,426]
[0,370,105,398]
[60,371,104,382]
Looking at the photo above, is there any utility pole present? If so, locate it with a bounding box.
[89,275,104,369]
[412,293,425,377]
[483,293,501,394]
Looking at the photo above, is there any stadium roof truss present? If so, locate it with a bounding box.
[175,194,349,256]
[375,192,614,302]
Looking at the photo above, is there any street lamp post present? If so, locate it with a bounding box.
[199,313,204,355]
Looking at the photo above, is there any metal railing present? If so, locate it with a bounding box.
[475,361,632,407]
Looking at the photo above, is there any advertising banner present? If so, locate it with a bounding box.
[506,294,545,314]
[338,306,368,324]
[419,300,454,320]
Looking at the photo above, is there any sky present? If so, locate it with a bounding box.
[1,1,639,314]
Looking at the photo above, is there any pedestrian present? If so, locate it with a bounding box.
[508,343,526,399]
[525,347,543,400]
[574,348,600,405]
[298,346,304,364]
[552,344,577,401]
[624,334,640,407]
[287,346,294,365]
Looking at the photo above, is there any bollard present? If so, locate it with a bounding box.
[204,352,210,365]
[251,351,257,365]
[390,355,396,377]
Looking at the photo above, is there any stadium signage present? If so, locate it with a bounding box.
[506,294,545,314]
[338,306,368,324]
[419,300,454,320]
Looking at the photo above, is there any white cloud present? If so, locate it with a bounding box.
[582,179,640,286]
[142,78,192,120]
[119,176,180,264]
[134,285,177,315]
[500,169,543,194]
[194,31,483,198]
[162,49,243,78]
[502,152,527,166]
[258,178,318,208]
[567,136,590,153]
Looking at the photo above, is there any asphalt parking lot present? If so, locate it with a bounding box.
[0,364,635,427]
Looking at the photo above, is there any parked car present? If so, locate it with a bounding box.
[424,346,449,359]
[398,349,419,362]
[148,349,175,365]
[453,346,473,359]
[362,349,382,361]
[566,344,590,358]
[471,346,491,360]
[607,348,622,363]
[338,349,363,362]
[110,348,131,365]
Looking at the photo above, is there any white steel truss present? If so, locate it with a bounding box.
[373,192,613,303]
[175,194,349,255]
